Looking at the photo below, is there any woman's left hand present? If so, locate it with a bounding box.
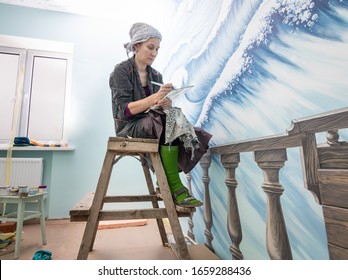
[157,97,172,109]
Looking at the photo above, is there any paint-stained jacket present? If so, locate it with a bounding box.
[109,56,212,174]
[109,56,163,137]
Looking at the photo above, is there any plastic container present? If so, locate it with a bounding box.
[38,185,47,193]
[0,186,10,196]
[29,188,39,195]
[9,187,19,196]
[18,185,29,194]
[20,192,29,198]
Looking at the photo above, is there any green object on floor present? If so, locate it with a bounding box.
[32,249,52,260]
[160,145,202,207]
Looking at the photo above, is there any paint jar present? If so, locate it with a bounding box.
[38,185,47,193]
[20,192,29,198]
[29,188,39,195]
[18,185,29,194]
[9,187,19,196]
[0,186,10,196]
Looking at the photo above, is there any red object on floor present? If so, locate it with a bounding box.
[0,222,17,233]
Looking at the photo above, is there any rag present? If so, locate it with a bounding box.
[32,249,52,260]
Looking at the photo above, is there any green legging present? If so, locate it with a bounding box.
[159,145,201,205]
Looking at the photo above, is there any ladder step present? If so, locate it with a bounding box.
[108,137,159,153]
[100,209,169,220]
[69,193,194,222]
[69,192,94,220]
[103,195,161,203]
[70,208,192,222]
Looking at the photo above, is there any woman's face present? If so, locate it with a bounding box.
[134,38,161,66]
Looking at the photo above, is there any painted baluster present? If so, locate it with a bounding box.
[300,133,321,204]
[185,172,196,241]
[327,129,340,145]
[254,149,293,260]
[221,153,243,260]
[200,152,214,252]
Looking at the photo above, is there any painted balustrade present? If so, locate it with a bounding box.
[192,107,348,259]
[185,172,195,241]
[200,152,214,252]
[221,153,243,260]
[254,149,292,259]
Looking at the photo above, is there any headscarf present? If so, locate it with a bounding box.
[123,22,162,56]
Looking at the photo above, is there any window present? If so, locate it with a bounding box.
[0,35,73,145]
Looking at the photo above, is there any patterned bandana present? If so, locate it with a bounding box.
[123,22,162,56]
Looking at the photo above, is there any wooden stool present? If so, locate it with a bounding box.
[70,137,194,260]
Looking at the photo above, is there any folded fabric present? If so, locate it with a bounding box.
[0,232,16,249]
[0,232,15,241]
[14,137,31,146]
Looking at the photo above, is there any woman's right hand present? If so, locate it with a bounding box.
[129,83,174,114]
[153,83,173,105]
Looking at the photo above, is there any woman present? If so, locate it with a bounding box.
[109,22,212,208]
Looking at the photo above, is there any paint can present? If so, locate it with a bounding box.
[38,185,47,193]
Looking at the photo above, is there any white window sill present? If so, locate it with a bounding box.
[0,145,75,151]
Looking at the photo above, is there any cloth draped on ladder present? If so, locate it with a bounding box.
[114,107,212,174]
[151,107,212,174]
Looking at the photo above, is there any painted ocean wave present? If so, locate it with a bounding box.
[196,0,324,127]
[163,0,348,259]
[163,0,333,127]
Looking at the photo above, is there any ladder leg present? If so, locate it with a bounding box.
[77,151,115,259]
[141,156,169,246]
[150,152,191,260]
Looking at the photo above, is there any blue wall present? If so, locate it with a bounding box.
[0,3,161,218]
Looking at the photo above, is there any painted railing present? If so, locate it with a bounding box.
[188,107,348,259]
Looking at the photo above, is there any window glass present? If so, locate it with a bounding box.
[0,39,72,145]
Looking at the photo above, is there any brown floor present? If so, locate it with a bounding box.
[0,219,219,260]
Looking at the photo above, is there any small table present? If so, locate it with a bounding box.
[0,193,47,259]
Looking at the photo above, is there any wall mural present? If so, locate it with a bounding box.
[162,0,348,259]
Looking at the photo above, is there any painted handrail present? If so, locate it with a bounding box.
[195,107,348,259]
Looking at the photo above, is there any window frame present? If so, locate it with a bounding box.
[0,35,73,145]
[0,46,26,143]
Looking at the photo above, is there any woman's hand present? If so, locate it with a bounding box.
[157,97,172,109]
[156,83,173,98]
[153,83,173,108]
[128,83,174,114]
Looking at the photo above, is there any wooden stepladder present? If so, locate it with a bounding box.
[70,137,194,260]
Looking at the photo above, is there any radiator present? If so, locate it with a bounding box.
[0,158,44,188]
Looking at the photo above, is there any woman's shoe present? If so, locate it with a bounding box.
[173,186,203,208]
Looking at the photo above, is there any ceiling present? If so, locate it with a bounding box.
[0,0,77,13]
[0,0,134,17]
[0,0,173,21]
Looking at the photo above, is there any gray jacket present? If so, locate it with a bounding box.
[109,56,212,173]
[109,56,163,137]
